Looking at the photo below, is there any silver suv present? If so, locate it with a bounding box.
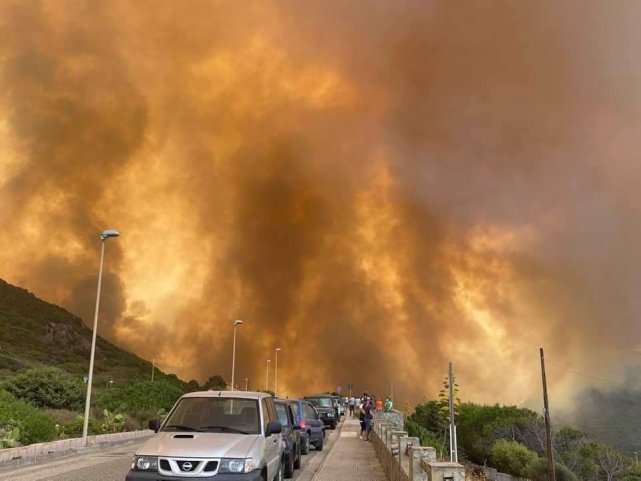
[126,391,283,481]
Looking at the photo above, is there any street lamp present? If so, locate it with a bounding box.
[274,347,282,396]
[634,451,638,465]
[82,229,119,446]
[231,320,243,391]
[265,359,271,391]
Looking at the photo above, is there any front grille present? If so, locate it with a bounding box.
[158,457,219,477]
[178,460,199,471]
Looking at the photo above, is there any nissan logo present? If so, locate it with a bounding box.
[181,462,193,471]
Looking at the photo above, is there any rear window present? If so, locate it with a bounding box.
[275,403,291,427]
[163,397,260,434]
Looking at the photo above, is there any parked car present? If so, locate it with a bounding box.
[287,398,325,452]
[304,394,337,429]
[126,391,284,481]
[274,399,302,479]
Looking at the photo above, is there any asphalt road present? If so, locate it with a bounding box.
[0,418,343,481]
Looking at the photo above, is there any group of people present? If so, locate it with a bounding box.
[347,392,393,441]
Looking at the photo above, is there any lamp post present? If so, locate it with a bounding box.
[635,451,638,465]
[274,347,282,396]
[245,377,249,391]
[265,359,271,391]
[82,229,119,446]
[231,320,243,391]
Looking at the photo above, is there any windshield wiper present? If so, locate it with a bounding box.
[199,425,250,434]
[163,425,203,432]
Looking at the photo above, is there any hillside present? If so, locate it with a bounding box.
[0,278,188,390]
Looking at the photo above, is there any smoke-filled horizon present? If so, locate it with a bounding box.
[2,1,641,409]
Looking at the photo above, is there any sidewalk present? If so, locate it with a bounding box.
[313,417,387,481]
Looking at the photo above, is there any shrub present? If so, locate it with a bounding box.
[95,381,183,426]
[526,457,577,481]
[101,409,125,433]
[0,390,57,445]
[490,439,538,477]
[2,367,84,410]
[59,415,103,438]
[405,418,447,459]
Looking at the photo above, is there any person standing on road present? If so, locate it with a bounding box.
[362,399,374,441]
[359,392,369,437]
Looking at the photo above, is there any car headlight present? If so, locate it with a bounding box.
[133,456,158,471]
[219,458,254,473]
[328,412,334,417]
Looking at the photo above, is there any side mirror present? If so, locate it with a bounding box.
[148,419,160,433]
[266,421,282,435]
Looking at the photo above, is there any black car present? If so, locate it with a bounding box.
[304,394,337,429]
[274,399,302,479]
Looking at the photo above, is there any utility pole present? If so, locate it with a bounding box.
[540,348,556,481]
[448,362,458,463]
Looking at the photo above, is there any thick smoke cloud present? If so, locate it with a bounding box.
[1,1,640,409]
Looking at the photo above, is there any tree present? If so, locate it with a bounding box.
[596,445,630,481]
[187,379,201,391]
[555,427,587,472]
[202,375,227,391]
[490,439,538,477]
[2,366,84,410]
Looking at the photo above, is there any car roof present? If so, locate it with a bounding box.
[305,394,334,398]
[180,390,271,400]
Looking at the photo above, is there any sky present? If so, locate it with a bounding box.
[1,0,641,412]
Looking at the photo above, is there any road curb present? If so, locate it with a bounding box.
[0,432,153,469]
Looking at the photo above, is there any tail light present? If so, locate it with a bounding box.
[299,420,306,429]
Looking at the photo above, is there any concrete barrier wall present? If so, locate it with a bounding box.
[0,429,154,465]
[371,412,466,481]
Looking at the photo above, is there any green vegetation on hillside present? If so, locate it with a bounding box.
[0,278,252,449]
[0,278,188,390]
[406,400,640,481]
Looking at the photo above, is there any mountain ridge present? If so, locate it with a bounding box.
[0,278,187,390]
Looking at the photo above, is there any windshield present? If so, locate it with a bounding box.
[163,397,260,434]
[307,398,333,408]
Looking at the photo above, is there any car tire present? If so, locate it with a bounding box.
[315,436,324,451]
[301,436,310,455]
[284,452,294,479]
[294,443,301,469]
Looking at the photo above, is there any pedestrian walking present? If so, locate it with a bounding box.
[348,396,355,417]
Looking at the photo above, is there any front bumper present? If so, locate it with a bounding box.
[319,417,335,426]
[125,469,264,481]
